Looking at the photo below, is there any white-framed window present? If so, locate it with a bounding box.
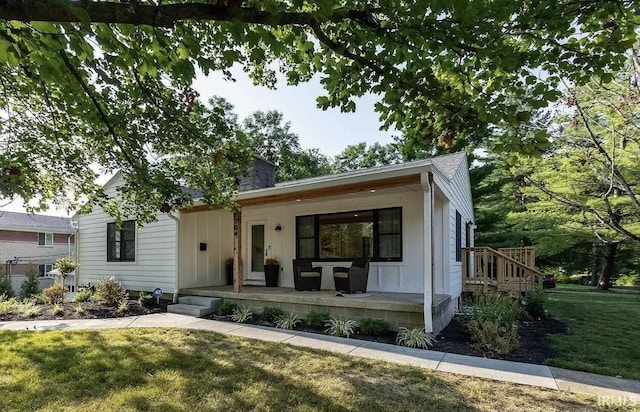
[39,264,54,277]
[38,232,53,246]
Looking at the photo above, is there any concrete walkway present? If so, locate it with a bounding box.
[2,313,639,402]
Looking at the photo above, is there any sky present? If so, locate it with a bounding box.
[1,69,395,217]
[193,68,395,156]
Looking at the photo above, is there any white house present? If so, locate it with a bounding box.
[75,152,474,333]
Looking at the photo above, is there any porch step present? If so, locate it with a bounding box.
[167,296,222,317]
[178,296,222,309]
[167,303,216,317]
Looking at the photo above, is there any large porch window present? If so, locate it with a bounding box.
[296,207,402,262]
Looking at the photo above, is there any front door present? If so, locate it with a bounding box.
[248,221,266,281]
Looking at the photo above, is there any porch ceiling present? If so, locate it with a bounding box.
[181,174,423,213]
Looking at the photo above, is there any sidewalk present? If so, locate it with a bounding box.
[2,313,639,402]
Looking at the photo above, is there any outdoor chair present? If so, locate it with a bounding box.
[292,259,323,291]
[333,258,370,293]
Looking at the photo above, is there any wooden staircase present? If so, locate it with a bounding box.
[462,247,543,294]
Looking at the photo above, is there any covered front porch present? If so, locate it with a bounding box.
[179,285,453,332]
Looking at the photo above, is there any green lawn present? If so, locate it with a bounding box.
[0,328,603,412]
[555,284,640,295]
[546,291,640,380]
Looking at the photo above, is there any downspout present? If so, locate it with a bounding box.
[421,171,434,333]
[166,211,180,303]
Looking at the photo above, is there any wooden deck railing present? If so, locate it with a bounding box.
[462,247,543,294]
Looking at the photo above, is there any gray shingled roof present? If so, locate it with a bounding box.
[0,211,75,233]
[431,152,467,180]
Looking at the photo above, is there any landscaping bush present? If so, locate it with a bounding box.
[460,293,521,354]
[0,297,19,315]
[217,301,238,316]
[20,268,41,300]
[0,275,15,299]
[325,316,357,338]
[73,289,93,303]
[523,289,547,319]
[304,310,331,329]
[92,277,128,306]
[358,318,391,336]
[261,306,285,322]
[464,319,519,355]
[615,273,640,287]
[137,292,155,307]
[396,327,435,349]
[41,283,65,304]
[231,305,253,323]
[274,312,301,330]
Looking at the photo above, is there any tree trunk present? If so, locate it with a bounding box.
[590,243,599,286]
[597,242,618,290]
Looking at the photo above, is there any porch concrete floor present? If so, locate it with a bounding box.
[179,285,426,313]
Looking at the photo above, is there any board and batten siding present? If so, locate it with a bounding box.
[433,158,474,301]
[76,173,177,293]
[178,209,234,289]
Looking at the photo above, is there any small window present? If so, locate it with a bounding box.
[107,220,136,262]
[39,264,54,277]
[455,211,462,262]
[38,233,53,246]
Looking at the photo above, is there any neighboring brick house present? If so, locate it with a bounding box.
[0,211,75,294]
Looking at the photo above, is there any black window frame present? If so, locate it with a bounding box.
[107,220,136,262]
[455,211,462,262]
[295,207,403,262]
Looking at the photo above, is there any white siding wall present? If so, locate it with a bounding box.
[76,174,177,293]
[178,209,234,288]
[240,188,425,293]
[433,161,474,301]
[1,240,72,275]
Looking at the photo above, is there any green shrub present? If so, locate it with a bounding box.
[137,292,155,307]
[460,292,521,355]
[0,297,19,315]
[275,312,301,330]
[325,316,357,338]
[231,305,253,323]
[304,310,331,329]
[75,304,84,315]
[0,275,14,299]
[20,268,40,300]
[465,319,519,355]
[358,318,391,336]
[261,306,285,322]
[20,301,38,318]
[217,301,238,316]
[93,277,128,306]
[41,283,65,304]
[523,289,547,319]
[460,293,520,326]
[615,273,640,287]
[73,289,93,303]
[117,300,129,314]
[396,327,435,349]
[52,304,64,315]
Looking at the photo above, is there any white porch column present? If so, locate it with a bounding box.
[167,212,180,303]
[421,172,434,333]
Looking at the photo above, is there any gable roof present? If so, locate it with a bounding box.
[0,211,75,234]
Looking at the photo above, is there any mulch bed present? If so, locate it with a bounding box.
[0,300,169,322]
[207,313,568,364]
[430,316,568,364]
